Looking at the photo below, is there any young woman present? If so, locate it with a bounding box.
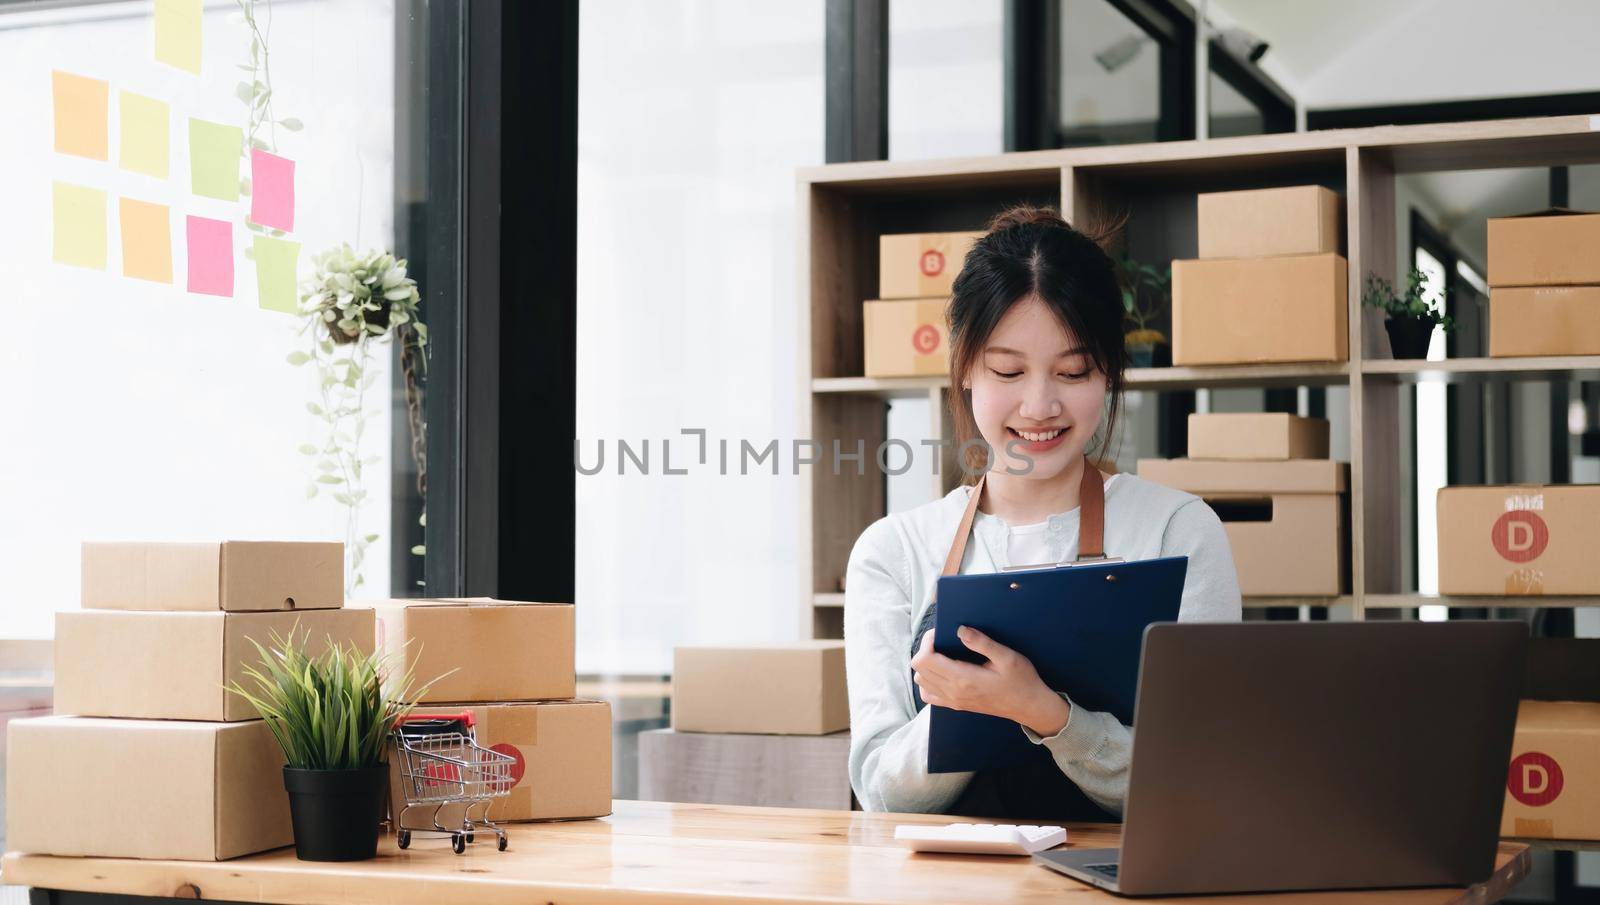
[844,206,1242,822]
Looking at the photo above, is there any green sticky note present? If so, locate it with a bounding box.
[188,118,242,201]
[254,235,302,314]
[154,0,202,75]
[52,182,107,270]
[120,91,170,179]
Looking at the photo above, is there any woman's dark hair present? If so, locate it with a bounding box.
[947,205,1126,482]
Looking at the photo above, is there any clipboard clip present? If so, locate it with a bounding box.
[1000,555,1125,572]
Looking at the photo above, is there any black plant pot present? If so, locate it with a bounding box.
[1385,315,1437,360]
[283,764,389,862]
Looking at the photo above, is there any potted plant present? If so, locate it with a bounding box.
[288,246,428,596]
[227,627,437,862]
[1117,256,1171,367]
[1363,269,1455,359]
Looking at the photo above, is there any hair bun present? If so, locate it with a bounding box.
[985,204,1069,233]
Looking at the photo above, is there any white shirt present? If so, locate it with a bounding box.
[843,473,1243,817]
[1005,474,1122,568]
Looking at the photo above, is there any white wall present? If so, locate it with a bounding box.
[0,0,397,638]
[575,0,824,675]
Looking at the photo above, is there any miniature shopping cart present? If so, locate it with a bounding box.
[391,712,516,853]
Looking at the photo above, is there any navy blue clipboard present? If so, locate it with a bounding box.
[927,555,1187,774]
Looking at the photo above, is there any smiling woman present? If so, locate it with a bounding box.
[843,205,1243,823]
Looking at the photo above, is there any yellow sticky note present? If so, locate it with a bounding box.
[119,91,170,179]
[154,0,202,75]
[119,198,173,284]
[253,235,302,314]
[53,182,107,270]
[52,71,109,161]
[188,118,242,201]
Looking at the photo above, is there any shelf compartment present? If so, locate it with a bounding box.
[1243,596,1354,610]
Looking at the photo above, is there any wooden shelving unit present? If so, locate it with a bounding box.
[797,115,1600,641]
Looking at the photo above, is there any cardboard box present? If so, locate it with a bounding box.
[1187,413,1330,461]
[1488,210,1600,288]
[863,298,949,377]
[1172,253,1349,365]
[1197,185,1342,260]
[673,642,847,735]
[370,598,575,703]
[1137,458,1348,495]
[1490,286,1600,357]
[1501,700,1600,841]
[54,607,374,721]
[1212,493,1346,596]
[390,700,612,823]
[878,231,982,299]
[81,541,343,612]
[1437,485,1600,595]
[7,716,291,859]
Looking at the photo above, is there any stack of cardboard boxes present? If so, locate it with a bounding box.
[1487,210,1600,356]
[1172,186,1349,366]
[1139,414,1349,597]
[8,541,372,860]
[1501,639,1600,843]
[369,598,612,824]
[639,642,851,809]
[862,231,980,377]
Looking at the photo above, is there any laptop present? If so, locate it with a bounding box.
[1034,621,1526,897]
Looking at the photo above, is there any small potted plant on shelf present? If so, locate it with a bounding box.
[1363,268,1456,360]
[227,627,441,862]
[1118,255,1171,368]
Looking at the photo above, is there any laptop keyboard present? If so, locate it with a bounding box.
[1084,862,1120,879]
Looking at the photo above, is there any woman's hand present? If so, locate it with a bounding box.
[912,626,1071,738]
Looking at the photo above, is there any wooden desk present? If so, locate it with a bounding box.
[3,801,1530,905]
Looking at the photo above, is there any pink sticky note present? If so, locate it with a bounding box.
[186,215,234,297]
[249,149,295,232]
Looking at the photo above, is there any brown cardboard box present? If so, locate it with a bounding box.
[863,298,950,377]
[1172,253,1349,365]
[1501,700,1600,841]
[370,598,575,703]
[1136,458,1347,495]
[1187,413,1330,461]
[673,642,847,735]
[1437,485,1600,595]
[7,716,291,859]
[1197,186,1342,260]
[81,541,343,611]
[1214,493,1345,596]
[878,232,982,299]
[54,607,374,721]
[389,700,612,824]
[1489,286,1600,357]
[1487,210,1600,288]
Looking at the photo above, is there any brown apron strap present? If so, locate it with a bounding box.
[940,458,1105,577]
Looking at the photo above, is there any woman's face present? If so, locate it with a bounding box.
[964,295,1107,481]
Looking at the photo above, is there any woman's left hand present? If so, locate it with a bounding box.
[912,626,1071,737]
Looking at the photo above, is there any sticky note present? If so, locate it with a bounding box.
[253,236,302,314]
[188,118,242,201]
[119,91,170,179]
[249,149,295,231]
[52,182,107,270]
[119,198,173,284]
[154,0,202,75]
[186,215,233,297]
[52,71,109,161]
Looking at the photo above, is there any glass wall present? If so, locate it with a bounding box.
[0,0,421,642]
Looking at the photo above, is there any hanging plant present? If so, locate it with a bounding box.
[289,246,428,595]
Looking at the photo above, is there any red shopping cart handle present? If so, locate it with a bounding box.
[394,711,476,732]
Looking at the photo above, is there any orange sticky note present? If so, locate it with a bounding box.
[119,198,173,284]
[52,71,109,161]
